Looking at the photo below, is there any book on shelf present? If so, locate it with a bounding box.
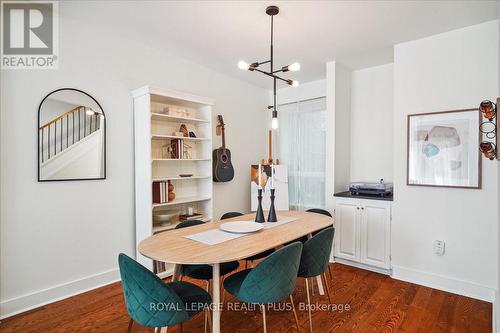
[152,181,168,204]
[179,213,204,221]
[170,139,183,159]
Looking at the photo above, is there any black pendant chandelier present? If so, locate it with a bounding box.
[238,5,300,129]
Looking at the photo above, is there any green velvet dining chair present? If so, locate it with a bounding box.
[220,211,275,267]
[223,242,303,333]
[118,253,211,333]
[297,227,335,332]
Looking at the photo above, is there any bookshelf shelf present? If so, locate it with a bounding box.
[151,134,210,141]
[152,175,211,181]
[151,112,210,124]
[152,158,210,162]
[152,195,212,208]
[133,85,214,276]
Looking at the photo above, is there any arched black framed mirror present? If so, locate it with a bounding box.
[38,88,106,181]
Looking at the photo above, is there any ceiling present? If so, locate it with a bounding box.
[65,1,498,89]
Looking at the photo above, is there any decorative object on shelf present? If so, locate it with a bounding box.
[153,210,179,226]
[164,105,191,118]
[173,131,185,137]
[213,115,235,182]
[38,88,106,181]
[167,180,175,201]
[478,99,498,160]
[189,131,197,138]
[169,139,192,159]
[407,109,481,188]
[238,5,300,130]
[179,124,189,137]
[179,213,203,221]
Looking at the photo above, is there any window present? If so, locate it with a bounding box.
[277,97,326,210]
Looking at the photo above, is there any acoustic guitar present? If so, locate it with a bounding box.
[213,115,235,182]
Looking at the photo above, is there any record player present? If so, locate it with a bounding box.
[349,179,393,197]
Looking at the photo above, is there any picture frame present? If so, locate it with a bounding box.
[407,108,481,189]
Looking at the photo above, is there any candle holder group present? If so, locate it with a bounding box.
[255,163,278,223]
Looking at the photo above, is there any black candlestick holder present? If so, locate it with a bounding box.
[267,188,277,222]
[255,188,265,223]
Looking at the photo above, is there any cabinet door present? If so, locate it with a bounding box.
[334,201,360,261]
[360,202,390,269]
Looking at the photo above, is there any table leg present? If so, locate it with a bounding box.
[307,233,325,296]
[212,263,221,333]
[172,264,181,282]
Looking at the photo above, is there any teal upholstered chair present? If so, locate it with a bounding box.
[297,227,335,332]
[220,211,275,267]
[223,242,303,333]
[118,253,211,332]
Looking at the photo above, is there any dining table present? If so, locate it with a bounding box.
[138,210,335,333]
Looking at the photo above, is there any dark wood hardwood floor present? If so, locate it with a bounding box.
[0,263,492,333]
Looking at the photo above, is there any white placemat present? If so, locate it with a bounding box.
[184,216,298,245]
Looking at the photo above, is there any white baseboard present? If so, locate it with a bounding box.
[392,265,495,302]
[334,257,392,276]
[0,268,120,319]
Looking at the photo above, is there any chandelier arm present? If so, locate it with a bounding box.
[253,68,290,83]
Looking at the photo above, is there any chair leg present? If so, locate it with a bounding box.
[290,295,300,332]
[305,278,313,333]
[328,264,333,281]
[207,307,213,333]
[205,281,210,333]
[159,327,168,333]
[127,319,133,333]
[261,304,267,333]
[322,273,332,303]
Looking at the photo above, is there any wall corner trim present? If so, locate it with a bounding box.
[0,268,120,319]
[392,265,495,302]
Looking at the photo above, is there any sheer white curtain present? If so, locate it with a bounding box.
[277,97,326,210]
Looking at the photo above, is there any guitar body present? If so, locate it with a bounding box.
[213,147,234,182]
[213,115,235,182]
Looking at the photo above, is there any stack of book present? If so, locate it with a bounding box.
[179,213,204,221]
[152,181,168,204]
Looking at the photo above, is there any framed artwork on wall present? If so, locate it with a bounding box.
[407,108,481,189]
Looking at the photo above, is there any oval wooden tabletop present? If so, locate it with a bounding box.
[138,210,334,265]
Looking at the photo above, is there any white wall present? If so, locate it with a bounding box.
[0,7,268,317]
[350,64,394,182]
[392,20,499,301]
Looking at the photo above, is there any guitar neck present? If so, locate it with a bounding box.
[221,127,226,152]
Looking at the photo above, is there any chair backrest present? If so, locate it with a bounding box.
[220,211,244,220]
[175,220,205,229]
[298,227,335,278]
[118,253,189,327]
[238,242,303,304]
[306,208,332,217]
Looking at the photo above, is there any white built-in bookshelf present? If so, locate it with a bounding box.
[132,86,214,276]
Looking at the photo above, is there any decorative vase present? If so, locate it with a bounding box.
[255,188,265,223]
[267,189,277,222]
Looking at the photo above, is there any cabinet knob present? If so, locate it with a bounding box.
[361,207,365,210]
[356,207,360,210]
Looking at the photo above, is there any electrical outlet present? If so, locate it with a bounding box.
[434,240,445,256]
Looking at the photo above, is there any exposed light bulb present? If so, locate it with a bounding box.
[271,117,279,129]
[291,80,299,87]
[288,62,301,71]
[238,60,250,70]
